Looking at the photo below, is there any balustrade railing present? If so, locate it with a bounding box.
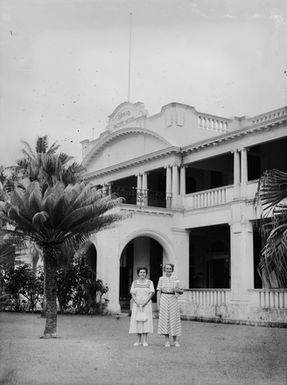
[247,106,287,126]
[184,289,229,306]
[186,186,228,209]
[198,114,229,133]
[258,289,287,309]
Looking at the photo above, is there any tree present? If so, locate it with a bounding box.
[256,169,287,288]
[14,136,83,187]
[0,180,124,337]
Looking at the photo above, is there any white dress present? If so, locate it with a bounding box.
[128,279,155,334]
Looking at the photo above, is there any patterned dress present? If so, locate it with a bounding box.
[129,279,155,334]
[157,275,181,336]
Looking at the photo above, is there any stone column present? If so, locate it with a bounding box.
[172,164,179,208]
[107,182,112,196]
[180,166,186,196]
[166,166,172,208]
[240,148,248,197]
[142,172,148,206]
[233,150,240,199]
[171,228,189,288]
[136,174,142,206]
[94,228,121,313]
[230,213,254,301]
[102,184,108,196]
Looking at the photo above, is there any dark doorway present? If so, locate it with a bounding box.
[119,241,134,306]
[85,244,97,273]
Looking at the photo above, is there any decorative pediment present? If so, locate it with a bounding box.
[106,102,148,131]
[82,126,174,169]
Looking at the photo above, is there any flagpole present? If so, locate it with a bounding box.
[128,12,133,102]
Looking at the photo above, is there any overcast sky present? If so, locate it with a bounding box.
[1,0,287,167]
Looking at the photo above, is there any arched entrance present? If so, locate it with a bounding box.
[119,236,163,310]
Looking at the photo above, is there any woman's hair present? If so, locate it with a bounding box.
[137,267,148,275]
[163,263,174,272]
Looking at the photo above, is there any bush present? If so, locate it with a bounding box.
[0,260,109,315]
[2,264,43,312]
[72,261,109,315]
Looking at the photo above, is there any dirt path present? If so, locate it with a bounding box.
[0,313,287,385]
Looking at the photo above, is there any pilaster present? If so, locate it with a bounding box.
[166,166,172,208]
[233,150,240,199]
[230,207,254,301]
[240,147,248,197]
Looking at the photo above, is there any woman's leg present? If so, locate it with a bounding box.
[164,334,170,347]
[142,333,148,346]
[134,333,142,346]
[172,335,180,347]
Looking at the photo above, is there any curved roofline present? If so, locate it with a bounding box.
[82,126,175,167]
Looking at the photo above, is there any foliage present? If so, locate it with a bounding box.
[56,264,77,314]
[14,136,84,188]
[72,261,109,315]
[0,261,109,315]
[1,264,43,312]
[255,169,287,288]
[0,180,123,264]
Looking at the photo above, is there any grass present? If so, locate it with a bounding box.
[0,312,287,385]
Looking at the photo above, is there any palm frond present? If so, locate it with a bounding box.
[256,169,287,215]
[256,169,287,288]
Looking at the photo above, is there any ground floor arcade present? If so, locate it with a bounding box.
[83,207,287,325]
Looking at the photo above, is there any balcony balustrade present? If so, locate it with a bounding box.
[184,185,233,209]
[111,186,168,208]
[247,106,287,126]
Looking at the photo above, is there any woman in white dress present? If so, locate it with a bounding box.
[129,267,155,346]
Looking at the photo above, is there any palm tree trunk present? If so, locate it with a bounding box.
[42,248,57,338]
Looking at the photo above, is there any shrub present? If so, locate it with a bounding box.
[2,264,43,312]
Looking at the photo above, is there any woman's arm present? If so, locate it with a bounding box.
[157,290,161,310]
[142,292,154,307]
[131,293,139,306]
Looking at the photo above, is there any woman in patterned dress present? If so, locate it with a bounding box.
[129,267,155,347]
[157,264,182,347]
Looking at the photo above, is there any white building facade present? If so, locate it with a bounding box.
[81,101,287,326]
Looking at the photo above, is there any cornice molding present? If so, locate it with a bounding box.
[181,114,287,154]
[83,146,181,180]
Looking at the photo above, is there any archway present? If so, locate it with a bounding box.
[119,236,163,310]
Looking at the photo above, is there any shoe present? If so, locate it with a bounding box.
[164,341,170,347]
[174,341,180,347]
[142,342,148,347]
[133,342,141,346]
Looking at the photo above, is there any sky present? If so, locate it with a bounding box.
[0,0,287,167]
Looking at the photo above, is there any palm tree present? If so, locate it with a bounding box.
[0,180,124,337]
[13,136,83,187]
[256,169,287,288]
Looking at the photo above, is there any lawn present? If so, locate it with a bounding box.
[0,313,287,385]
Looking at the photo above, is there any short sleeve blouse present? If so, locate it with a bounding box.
[157,275,180,293]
